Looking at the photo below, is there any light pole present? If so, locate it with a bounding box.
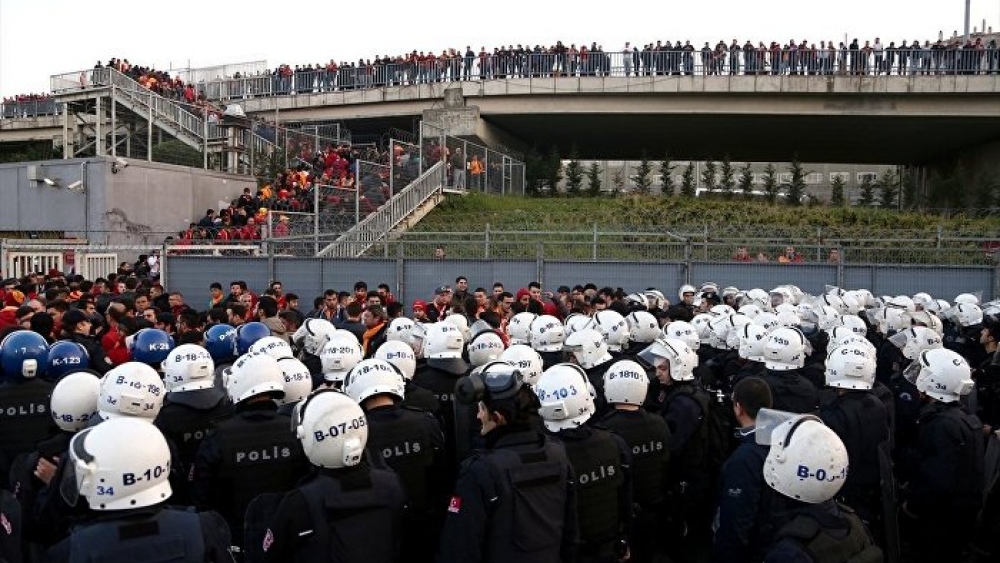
[966,0,972,41]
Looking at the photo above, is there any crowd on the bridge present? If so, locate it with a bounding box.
[0,93,57,119]
[0,257,998,563]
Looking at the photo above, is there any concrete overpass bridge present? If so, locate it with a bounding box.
[3,72,1000,170]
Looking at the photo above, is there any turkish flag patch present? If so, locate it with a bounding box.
[447,495,462,514]
[262,529,274,552]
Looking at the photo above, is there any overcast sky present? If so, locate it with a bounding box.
[1,0,997,97]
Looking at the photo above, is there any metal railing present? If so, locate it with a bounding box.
[318,161,446,258]
[1,98,58,119]
[175,60,268,86]
[167,47,1000,103]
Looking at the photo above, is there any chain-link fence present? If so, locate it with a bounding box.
[390,139,422,196]
[419,122,446,174]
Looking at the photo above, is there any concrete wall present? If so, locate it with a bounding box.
[0,157,255,246]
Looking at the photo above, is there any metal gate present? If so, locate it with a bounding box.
[78,253,119,280]
[4,252,64,279]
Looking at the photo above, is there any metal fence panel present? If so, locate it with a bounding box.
[869,265,994,300]
[543,261,685,294]
[166,257,272,304]
[320,259,395,296]
[690,262,837,296]
[274,259,324,305]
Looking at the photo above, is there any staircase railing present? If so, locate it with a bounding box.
[317,161,446,258]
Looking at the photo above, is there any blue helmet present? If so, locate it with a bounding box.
[204,324,238,362]
[236,322,271,356]
[47,341,90,380]
[131,329,175,366]
[1,330,50,381]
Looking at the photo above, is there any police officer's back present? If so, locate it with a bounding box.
[262,390,405,563]
[194,353,308,539]
[46,418,233,563]
[760,328,819,414]
[411,322,470,470]
[438,360,577,563]
[599,360,670,563]
[537,363,632,563]
[564,328,616,417]
[817,343,889,523]
[155,345,233,502]
[760,415,882,563]
[371,340,440,413]
[0,331,57,490]
[343,358,445,563]
[899,349,983,563]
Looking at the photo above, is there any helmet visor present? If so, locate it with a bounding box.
[60,428,95,507]
[755,408,800,446]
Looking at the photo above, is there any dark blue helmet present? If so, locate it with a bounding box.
[236,322,271,355]
[1,330,49,381]
[131,329,175,366]
[46,341,90,380]
[204,324,238,362]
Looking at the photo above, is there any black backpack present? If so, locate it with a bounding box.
[671,382,736,474]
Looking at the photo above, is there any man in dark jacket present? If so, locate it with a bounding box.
[59,308,114,374]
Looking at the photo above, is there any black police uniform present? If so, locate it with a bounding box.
[364,403,446,563]
[901,400,984,563]
[582,360,615,418]
[764,499,881,563]
[539,351,563,371]
[155,387,232,491]
[943,322,986,368]
[45,506,233,563]
[552,425,632,562]
[262,463,406,563]
[194,399,309,541]
[411,356,469,472]
[599,408,670,563]
[9,429,73,549]
[875,338,906,387]
[762,370,819,414]
[729,359,767,389]
[402,380,439,413]
[818,390,889,524]
[437,424,577,563]
[712,426,775,563]
[0,378,57,490]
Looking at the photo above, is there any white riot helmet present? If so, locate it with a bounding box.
[249,336,294,361]
[722,314,754,350]
[837,315,868,338]
[645,290,668,310]
[707,314,734,350]
[910,311,945,337]
[423,321,465,359]
[507,312,537,345]
[294,390,368,469]
[744,288,772,311]
[691,313,714,345]
[770,287,794,308]
[626,311,660,344]
[820,294,849,316]
[662,321,701,351]
[564,313,596,337]
[385,317,416,342]
[226,353,285,403]
[955,293,980,306]
[888,295,916,313]
[292,318,337,356]
[161,344,215,393]
[777,311,801,329]
[948,303,984,328]
[625,293,650,311]
[445,314,471,342]
[839,292,863,315]
[709,304,736,318]
[536,363,595,432]
[890,326,944,361]
[320,337,364,385]
[872,307,910,335]
[738,304,763,319]
[99,362,165,421]
[825,344,876,390]
[468,330,507,367]
[277,357,313,406]
[637,337,698,382]
[593,310,630,352]
[762,328,807,372]
[678,284,697,302]
[373,340,417,380]
[737,323,770,362]
[908,348,974,403]
[763,415,848,504]
[815,305,842,332]
[500,345,545,386]
[563,328,612,369]
[603,360,649,406]
[912,292,934,311]
[51,371,100,432]
[66,417,172,510]
[530,315,566,353]
[344,358,405,404]
[927,299,951,315]
[775,303,797,316]
[754,312,781,333]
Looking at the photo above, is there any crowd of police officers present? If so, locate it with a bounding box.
[0,278,997,563]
